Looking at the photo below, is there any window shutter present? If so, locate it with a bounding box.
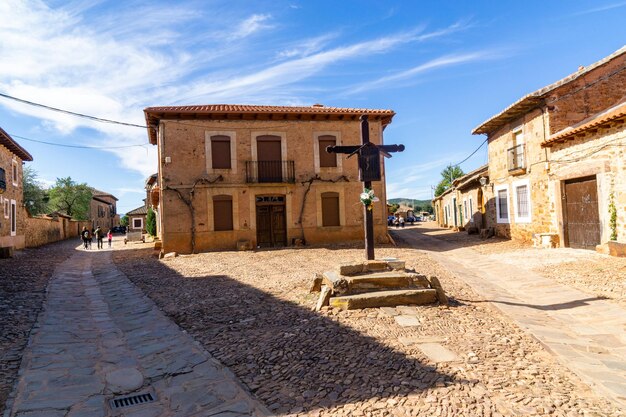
[321,192,340,226]
[211,135,231,169]
[318,136,337,167]
[213,195,233,231]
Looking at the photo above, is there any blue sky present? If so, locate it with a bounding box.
[1,0,625,215]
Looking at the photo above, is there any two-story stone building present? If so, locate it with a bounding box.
[473,45,626,249]
[144,104,395,253]
[90,189,119,231]
[0,127,33,251]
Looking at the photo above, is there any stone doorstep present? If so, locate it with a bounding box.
[347,272,430,292]
[338,259,407,276]
[329,289,437,310]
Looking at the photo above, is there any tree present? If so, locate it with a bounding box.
[22,166,49,215]
[434,164,465,197]
[48,177,92,220]
[389,203,400,214]
[120,215,129,227]
[146,207,156,236]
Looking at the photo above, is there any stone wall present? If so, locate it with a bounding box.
[157,118,390,253]
[547,122,626,245]
[0,145,26,249]
[546,53,626,135]
[23,216,90,248]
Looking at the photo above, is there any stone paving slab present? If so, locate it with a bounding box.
[415,343,460,363]
[395,228,626,408]
[3,250,272,417]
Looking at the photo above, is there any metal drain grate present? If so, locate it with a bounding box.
[109,392,155,409]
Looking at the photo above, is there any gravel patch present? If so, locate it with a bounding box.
[113,242,623,416]
[0,239,76,412]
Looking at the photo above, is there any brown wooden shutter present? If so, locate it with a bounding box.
[213,195,233,231]
[318,135,337,167]
[321,192,340,226]
[211,135,231,169]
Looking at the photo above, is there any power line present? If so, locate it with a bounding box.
[10,133,148,149]
[0,92,148,129]
[452,137,488,167]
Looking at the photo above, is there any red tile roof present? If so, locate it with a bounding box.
[543,101,626,147]
[0,127,33,161]
[472,45,626,136]
[144,104,395,144]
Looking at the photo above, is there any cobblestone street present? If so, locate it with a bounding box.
[2,229,625,416]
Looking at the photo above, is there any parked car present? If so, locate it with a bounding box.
[387,215,396,226]
[406,215,417,224]
[111,226,126,234]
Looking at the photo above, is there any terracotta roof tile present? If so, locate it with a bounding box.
[126,205,148,216]
[144,104,395,144]
[543,101,626,147]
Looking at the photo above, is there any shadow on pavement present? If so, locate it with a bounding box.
[457,296,608,311]
[112,247,468,415]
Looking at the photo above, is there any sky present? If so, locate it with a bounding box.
[1,0,625,215]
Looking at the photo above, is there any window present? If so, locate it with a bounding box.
[213,195,233,231]
[495,185,509,223]
[321,192,340,226]
[4,199,9,219]
[133,218,143,229]
[12,160,18,186]
[507,129,525,172]
[318,135,337,168]
[513,180,531,223]
[469,197,474,223]
[211,135,231,169]
[463,200,468,220]
[10,199,16,236]
[0,168,5,193]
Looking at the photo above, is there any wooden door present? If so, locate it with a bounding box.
[256,202,287,247]
[563,176,601,249]
[257,136,282,182]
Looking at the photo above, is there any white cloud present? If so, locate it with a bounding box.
[570,1,626,16]
[231,14,273,39]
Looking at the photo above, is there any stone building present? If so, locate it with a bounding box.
[433,165,489,231]
[126,203,148,233]
[0,127,33,251]
[472,45,626,248]
[89,189,119,231]
[144,104,395,253]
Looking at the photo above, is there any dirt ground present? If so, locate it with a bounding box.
[113,237,623,417]
[418,222,626,306]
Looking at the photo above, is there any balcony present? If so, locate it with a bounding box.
[245,161,295,184]
[507,144,526,175]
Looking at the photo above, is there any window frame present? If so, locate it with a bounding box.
[10,199,16,236]
[205,131,236,173]
[495,184,510,224]
[132,217,143,230]
[512,179,532,223]
[313,132,343,174]
[4,198,9,219]
[12,159,18,187]
[469,197,474,223]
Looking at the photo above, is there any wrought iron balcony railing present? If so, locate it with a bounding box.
[245,160,295,183]
[507,144,526,173]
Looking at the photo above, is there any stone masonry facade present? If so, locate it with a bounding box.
[145,105,395,254]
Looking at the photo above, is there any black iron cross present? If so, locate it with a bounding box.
[327,114,404,260]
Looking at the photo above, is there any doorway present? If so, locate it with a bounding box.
[256,195,287,248]
[257,135,282,182]
[563,176,601,249]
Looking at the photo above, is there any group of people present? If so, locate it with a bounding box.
[81,227,113,250]
[393,215,405,228]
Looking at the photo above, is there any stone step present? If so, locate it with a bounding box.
[330,289,438,310]
[322,270,430,294]
[346,272,430,292]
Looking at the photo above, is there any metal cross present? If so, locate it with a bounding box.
[326,115,404,260]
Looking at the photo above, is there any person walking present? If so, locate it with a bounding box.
[399,215,405,228]
[81,227,90,250]
[107,229,113,248]
[95,226,104,249]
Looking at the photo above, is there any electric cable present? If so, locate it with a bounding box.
[10,133,148,149]
[0,92,148,129]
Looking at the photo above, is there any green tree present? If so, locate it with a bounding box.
[48,177,92,220]
[389,203,400,214]
[22,166,49,215]
[120,215,129,227]
[434,164,465,197]
[146,207,157,236]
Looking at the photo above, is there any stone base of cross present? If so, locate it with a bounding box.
[327,115,404,260]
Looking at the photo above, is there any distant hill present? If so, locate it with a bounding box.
[388,198,432,212]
